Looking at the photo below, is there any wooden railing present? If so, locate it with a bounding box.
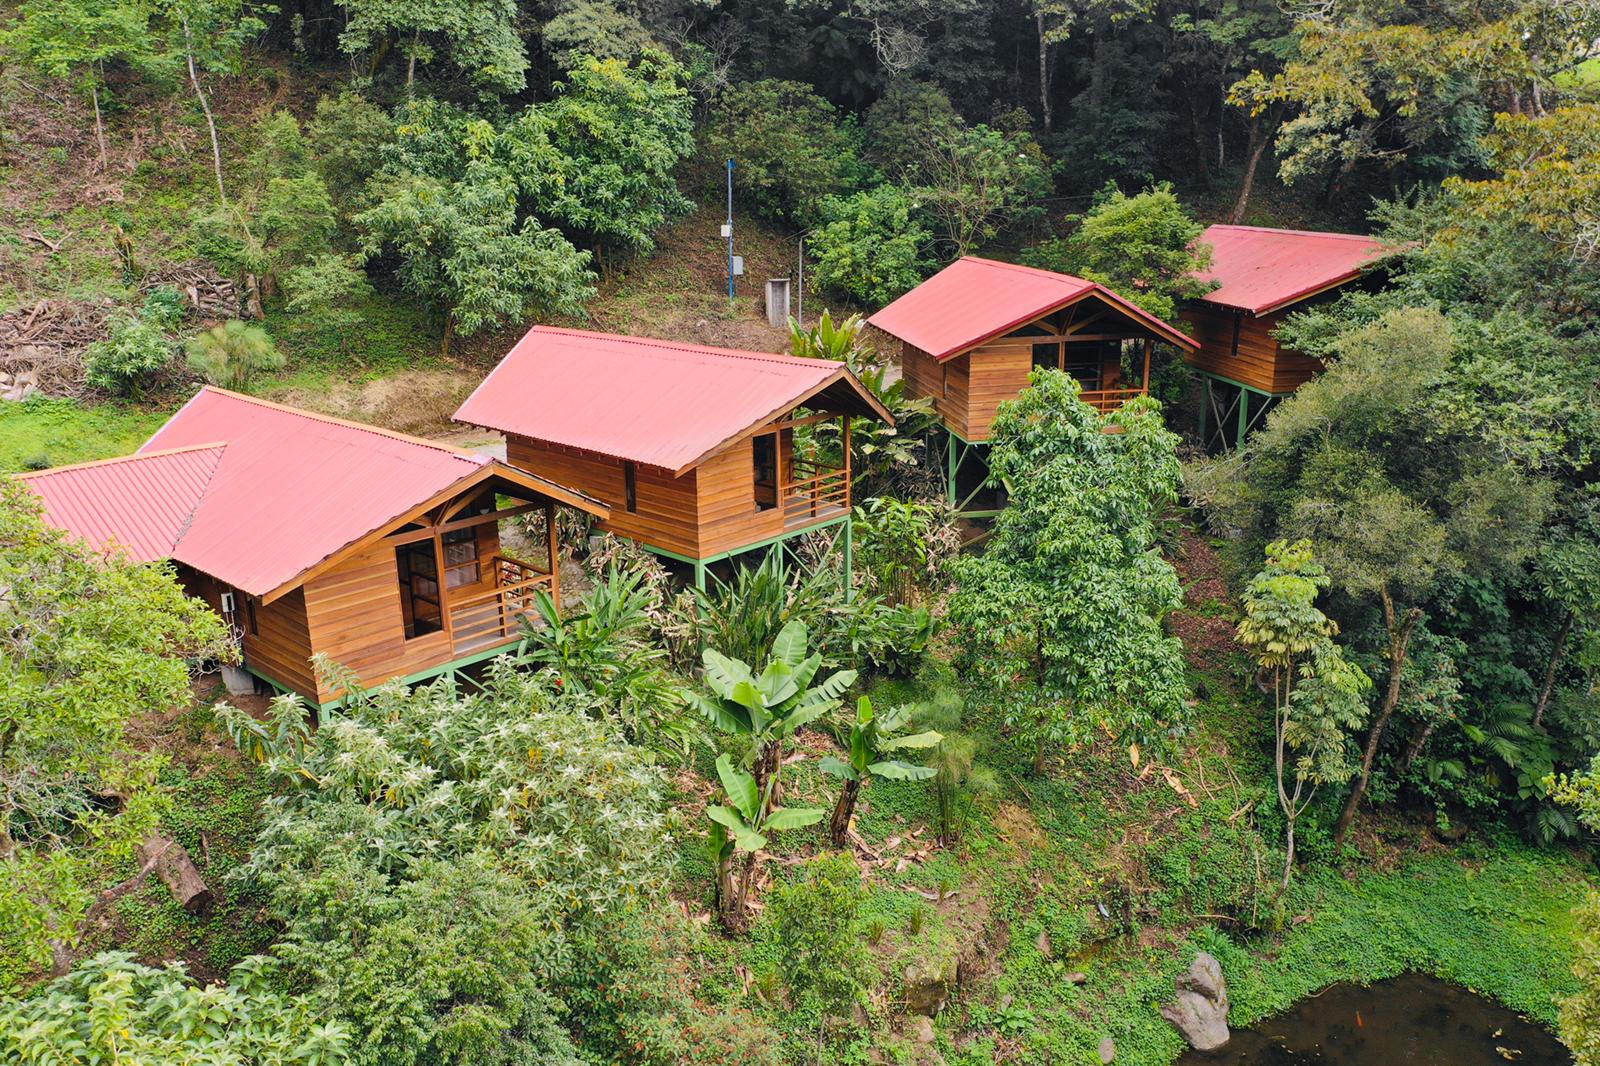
[447,555,554,655]
[1078,387,1148,414]
[781,465,850,528]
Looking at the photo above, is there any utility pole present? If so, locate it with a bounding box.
[725,158,736,300]
[797,235,804,326]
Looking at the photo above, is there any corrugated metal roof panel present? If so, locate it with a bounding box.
[18,444,226,562]
[868,256,1197,360]
[1195,225,1391,315]
[453,326,856,473]
[134,388,491,596]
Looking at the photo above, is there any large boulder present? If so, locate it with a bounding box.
[904,958,956,1017]
[1160,952,1230,1051]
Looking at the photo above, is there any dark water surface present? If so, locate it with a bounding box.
[1176,973,1571,1065]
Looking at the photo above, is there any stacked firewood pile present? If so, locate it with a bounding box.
[0,297,113,400]
[0,262,239,400]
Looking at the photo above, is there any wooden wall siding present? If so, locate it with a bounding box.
[1180,307,1324,394]
[242,588,318,698]
[962,345,1033,441]
[901,344,974,438]
[508,436,705,557]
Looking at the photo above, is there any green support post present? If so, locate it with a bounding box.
[842,518,853,601]
[945,429,957,507]
[1236,386,1249,446]
[693,559,706,592]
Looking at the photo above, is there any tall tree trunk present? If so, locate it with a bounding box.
[1035,13,1053,133]
[91,79,108,171]
[1230,111,1273,224]
[407,27,419,95]
[1533,612,1573,728]
[829,777,861,848]
[1334,590,1422,848]
[1396,717,1438,780]
[181,16,228,206]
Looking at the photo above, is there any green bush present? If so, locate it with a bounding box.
[810,184,931,307]
[704,79,862,222]
[0,952,347,1063]
[1144,805,1277,927]
[184,320,285,390]
[83,310,175,396]
[863,80,961,178]
[766,853,874,1033]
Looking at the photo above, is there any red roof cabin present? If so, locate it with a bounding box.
[18,387,607,708]
[1183,225,1392,447]
[454,327,893,587]
[868,256,1198,514]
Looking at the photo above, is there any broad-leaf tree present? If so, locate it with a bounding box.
[948,372,1190,773]
[336,0,527,96]
[821,696,940,846]
[0,482,232,987]
[1237,540,1370,891]
[707,753,824,933]
[694,620,856,814]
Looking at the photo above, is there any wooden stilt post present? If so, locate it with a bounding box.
[545,502,560,610]
[1141,338,1153,394]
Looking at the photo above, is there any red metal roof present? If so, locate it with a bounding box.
[1195,225,1391,315]
[20,387,606,601]
[454,326,891,475]
[18,444,226,563]
[867,256,1198,360]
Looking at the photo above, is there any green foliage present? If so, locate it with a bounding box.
[282,252,375,352]
[915,687,996,845]
[706,752,825,932]
[305,91,395,205]
[809,184,931,306]
[862,80,961,178]
[850,496,959,607]
[0,482,232,988]
[767,853,873,1031]
[1020,181,1214,323]
[821,696,939,845]
[220,663,670,1063]
[1564,891,1600,1066]
[529,52,695,256]
[1144,804,1275,927]
[517,567,692,759]
[184,319,284,389]
[336,0,527,96]
[83,301,178,396]
[356,164,596,347]
[908,122,1052,256]
[948,373,1189,768]
[540,0,657,71]
[704,80,861,222]
[0,951,348,1064]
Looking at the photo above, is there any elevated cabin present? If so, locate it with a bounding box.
[453,327,893,586]
[868,256,1198,514]
[1183,225,1391,448]
[18,387,606,709]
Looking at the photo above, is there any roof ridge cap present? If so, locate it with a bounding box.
[192,387,488,464]
[529,326,845,372]
[1206,223,1380,242]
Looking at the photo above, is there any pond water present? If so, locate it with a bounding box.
[1176,972,1571,1065]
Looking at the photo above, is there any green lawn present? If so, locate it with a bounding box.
[0,397,174,473]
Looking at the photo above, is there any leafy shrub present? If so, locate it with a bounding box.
[305,90,394,203]
[810,184,931,306]
[83,310,175,396]
[767,853,874,1032]
[851,495,960,606]
[139,284,188,328]
[863,80,961,177]
[829,597,936,677]
[1144,805,1277,927]
[704,79,862,222]
[0,952,347,1064]
[909,122,1052,255]
[184,320,285,390]
[283,252,375,353]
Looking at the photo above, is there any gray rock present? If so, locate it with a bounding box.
[910,1016,935,1045]
[1066,972,1088,986]
[1160,951,1230,1051]
[1098,1036,1116,1063]
[904,960,953,1017]
[1036,929,1053,959]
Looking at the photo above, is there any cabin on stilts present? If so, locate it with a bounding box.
[18,387,606,709]
[1182,225,1392,451]
[868,256,1199,516]
[453,326,894,590]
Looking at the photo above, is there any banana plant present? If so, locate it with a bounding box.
[708,753,824,933]
[695,619,856,814]
[821,696,941,846]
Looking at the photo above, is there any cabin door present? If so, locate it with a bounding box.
[753,433,779,511]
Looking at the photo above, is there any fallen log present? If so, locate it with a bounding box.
[137,833,213,915]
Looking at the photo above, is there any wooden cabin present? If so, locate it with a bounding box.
[453,327,893,585]
[1183,225,1391,447]
[870,257,1200,441]
[18,387,606,708]
[868,257,1199,514]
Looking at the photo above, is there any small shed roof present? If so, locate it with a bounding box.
[867,256,1198,360]
[1194,225,1392,315]
[21,387,603,601]
[453,326,894,476]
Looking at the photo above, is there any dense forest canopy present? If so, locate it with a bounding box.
[3,0,1600,1063]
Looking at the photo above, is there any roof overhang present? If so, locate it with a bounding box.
[924,287,1199,362]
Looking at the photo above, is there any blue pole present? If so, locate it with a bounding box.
[726,158,735,300]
